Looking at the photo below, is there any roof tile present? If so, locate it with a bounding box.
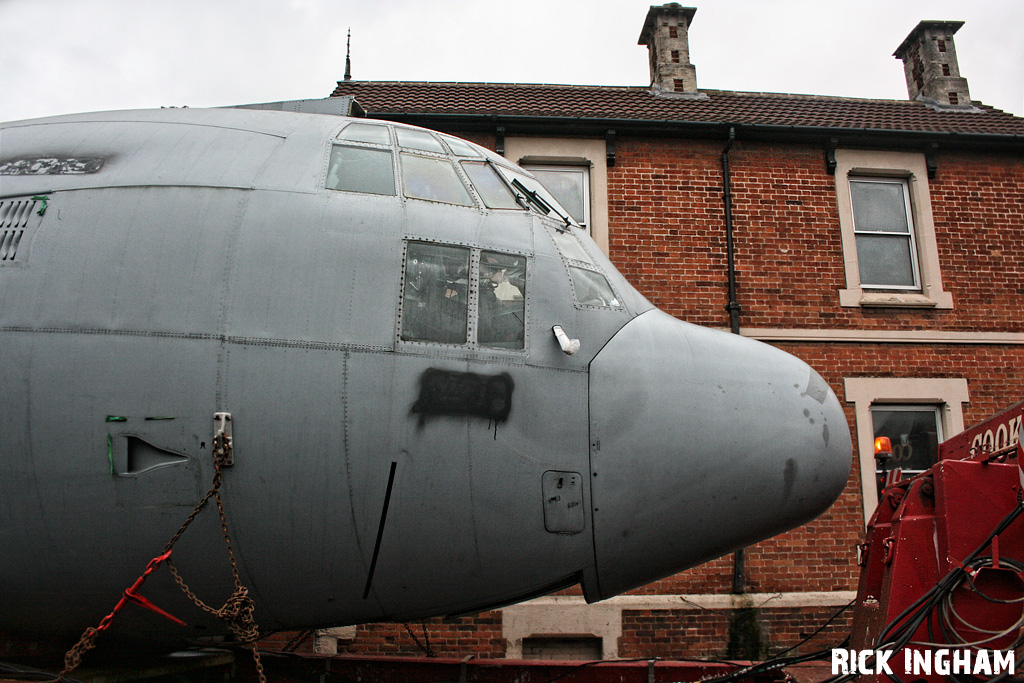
[329,81,1024,136]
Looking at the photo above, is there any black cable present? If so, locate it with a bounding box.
[771,599,855,660]
[696,602,856,683]
[882,503,1022,648]
[819,499,1024,683]
[0,661,86,683]
[700,641,846,683]
[931,557,1024,650]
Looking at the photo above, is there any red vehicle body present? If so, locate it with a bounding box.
[849,401,1024,682]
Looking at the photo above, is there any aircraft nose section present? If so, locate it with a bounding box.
[586,310,850,600]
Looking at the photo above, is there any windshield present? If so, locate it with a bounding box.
[327,122,581,226]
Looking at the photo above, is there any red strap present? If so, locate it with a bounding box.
[93,549,186,632]
[123,588,187,627]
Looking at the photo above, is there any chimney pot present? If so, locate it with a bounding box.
[894,20,971,107]
[638,4,698,93]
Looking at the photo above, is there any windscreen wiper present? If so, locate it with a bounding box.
[511,178,571,229]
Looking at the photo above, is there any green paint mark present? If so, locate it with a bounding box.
[30,195,49,216]
[107,434,114,475]
[105,415,127,422]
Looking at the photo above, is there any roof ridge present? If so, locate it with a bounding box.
[699,89,917,105]
[341,81,1021,115]
[340,80,647,91]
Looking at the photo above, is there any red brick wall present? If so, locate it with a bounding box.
[339,613,505,658]
[620,608,729,659]
[618,606,854,659]
[606,138,1024,335]
[931,152,1024,331]
[261,612,505,657]
[608,138,732,324]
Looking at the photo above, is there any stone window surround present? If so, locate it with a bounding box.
[504,138,609,255]
[834,149,953,310]
[844,376,969,523]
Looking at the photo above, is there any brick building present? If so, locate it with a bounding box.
[269,4,1024,661]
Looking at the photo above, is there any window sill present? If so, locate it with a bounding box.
[839,288,954,309]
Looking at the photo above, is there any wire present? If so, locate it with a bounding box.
[772,599,856,660]
[818,499,1024,683]
[694,600,856,683]
[0,661,85,683]
[699,642,846,683]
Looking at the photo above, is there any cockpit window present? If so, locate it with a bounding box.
[401,153,474,206]
[327,145,396,196]
[441,135,483,158]
[401,242,470,344]
[547,226,622,309]
[325,124,582,223]
[479,251,526,349]
[337,122,391,146]
[549,228,595,264]
[396,128,446,154]
[400,241,529,350]
[568,267,621,308]
[461,162,521,210]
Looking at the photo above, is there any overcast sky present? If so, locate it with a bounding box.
[1,0,1022,123]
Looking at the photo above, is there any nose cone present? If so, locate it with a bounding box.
[586,310,850,600]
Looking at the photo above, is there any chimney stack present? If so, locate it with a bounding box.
[638,4,698,94]
[894,21,971,107]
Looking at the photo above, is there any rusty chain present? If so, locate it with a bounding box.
[57,425,265,682]
[57,627,99,679]
[403,621,437,658]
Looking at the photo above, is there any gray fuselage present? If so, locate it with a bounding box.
[0,108,850,641]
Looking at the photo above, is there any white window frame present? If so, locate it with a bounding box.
[504,138,610,255]
[521,164,591,232]
[844,377,968,522]
[849,177,921,291]
[834,149,953,309]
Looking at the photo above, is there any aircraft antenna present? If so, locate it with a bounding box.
[344,28,352,81]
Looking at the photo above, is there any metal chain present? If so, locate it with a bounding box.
[283,629,316,653]
[403,621,437,658]
[56,427,265,682]
[57,627,100,680]
[163,429,230,553]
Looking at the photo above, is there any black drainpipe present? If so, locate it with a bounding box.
[722,126,741,337]
[723,125,761,659]
[722,126,745,595]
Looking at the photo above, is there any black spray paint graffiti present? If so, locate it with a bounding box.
[411,369,514,433]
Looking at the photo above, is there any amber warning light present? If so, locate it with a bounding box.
[874,436,894,460]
